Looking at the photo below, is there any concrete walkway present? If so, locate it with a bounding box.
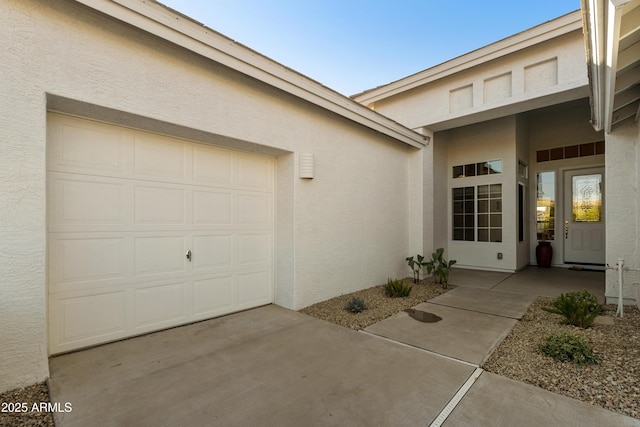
[364,287,536,365]
[49,267,640,426]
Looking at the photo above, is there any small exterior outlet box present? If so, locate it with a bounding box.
[497,252,503,260]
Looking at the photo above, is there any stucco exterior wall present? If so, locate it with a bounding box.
[0,0,420,393]
[368,30,588,131]
[605,122,640,305]
[432,136,450,253]
[438,117,518,271]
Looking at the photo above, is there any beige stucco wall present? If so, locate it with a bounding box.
[434,117,518,271]
[368,29,588,132]
[0,0,421,393]
[605,121,640,305]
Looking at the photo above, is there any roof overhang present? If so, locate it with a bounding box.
[581,0,640,132]
[71,0,428,148]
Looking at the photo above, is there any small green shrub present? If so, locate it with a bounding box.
[345,297,367,313]
[542,289,603,328]
[406,254,425,284]
[384,278,412,298]
[424,248,456,289]
[540,332,599,365]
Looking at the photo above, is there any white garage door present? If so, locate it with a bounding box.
[47,114,274,354]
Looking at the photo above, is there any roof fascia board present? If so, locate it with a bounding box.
[582,0,606,131]
[354,11,583,105]
[604,0,626,133]
[71,0,426,148]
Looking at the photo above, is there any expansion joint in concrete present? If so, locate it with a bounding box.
[429,367,484,427]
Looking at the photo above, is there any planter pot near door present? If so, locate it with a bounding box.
[536,241,553,267]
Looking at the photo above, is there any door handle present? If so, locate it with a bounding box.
[186,249,192,262]
[564,221,569,239]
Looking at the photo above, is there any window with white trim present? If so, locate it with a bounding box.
[452,184,502,242]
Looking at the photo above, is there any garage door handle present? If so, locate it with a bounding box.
[186,249,192,262]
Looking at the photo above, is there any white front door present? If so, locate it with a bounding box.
[47,114,275,354]
[563,167,605,265]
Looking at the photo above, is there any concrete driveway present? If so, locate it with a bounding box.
[49,305,474,426]
[49,268,640,426]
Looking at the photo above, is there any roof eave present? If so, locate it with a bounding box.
[71,0,427,148]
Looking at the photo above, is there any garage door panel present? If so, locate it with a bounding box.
[238,155,273,190]
[52,291,127,349]
[134,282,187,329]
[134,236,185,276]
[192,145,233,185]
[238,193,272,226]
[133,134,185,181]
[50,237,126,290]
[238,270,272,306]
[193,276,234,317]
[192,190,233,225]
[48,117,125,175]
[134,186,185,225]
[238,234,271,266]
[49,174,127,229]
[192,234,233,270]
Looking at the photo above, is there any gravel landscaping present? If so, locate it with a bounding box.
[484,297,640,420]
[300,278,451,330]
[0,382,54,427]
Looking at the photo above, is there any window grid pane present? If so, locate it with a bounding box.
[477,183,502,242]
[453,160,502,179]
[453,186,475,241]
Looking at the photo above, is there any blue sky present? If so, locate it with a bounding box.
[160,1,581,95]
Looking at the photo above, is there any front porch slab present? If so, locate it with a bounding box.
[428,287,538,319]
[448,269,513,289]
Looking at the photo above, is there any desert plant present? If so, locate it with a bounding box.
[540,332,599,365]
[345,297,367,313]
[424,248,456,289]
[406,254,425,284]
[384,278,412,298]
[542,289,603,328]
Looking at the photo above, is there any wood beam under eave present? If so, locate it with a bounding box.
[617,39,640,70]
[612,101,639,125]
[613,84,640,109]
[615,64,640,93]
[611,115,636,130]
[619,4,640,40]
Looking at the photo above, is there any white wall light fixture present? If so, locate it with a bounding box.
[299,153,315,179]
